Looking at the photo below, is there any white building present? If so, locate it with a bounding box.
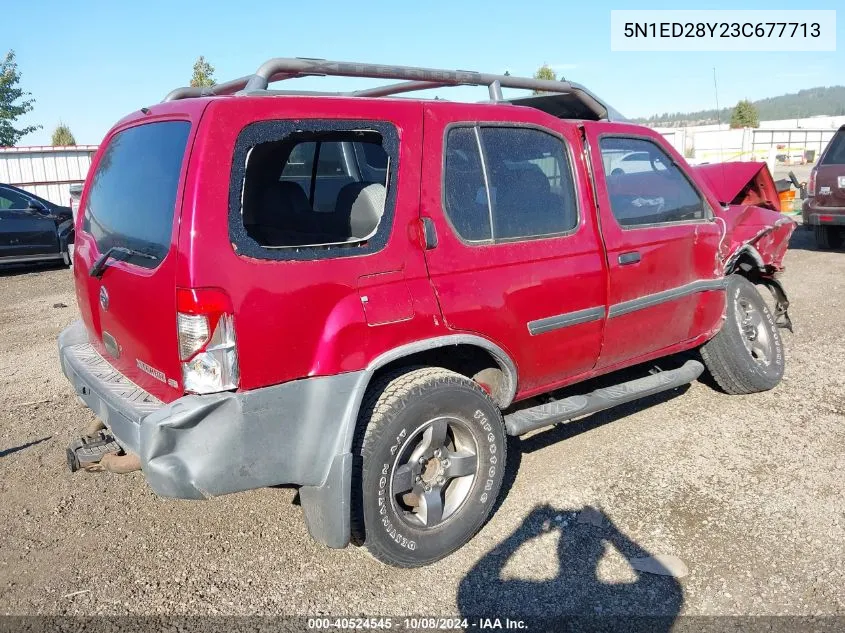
[0,145,98,206]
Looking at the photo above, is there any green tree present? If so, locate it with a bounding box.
[51,122,76,146]
[729,99,760,128]
[0,50,40,147]
[190,56,216,88]
[532,64,557,95]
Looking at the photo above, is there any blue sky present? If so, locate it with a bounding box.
[6,0,843,145]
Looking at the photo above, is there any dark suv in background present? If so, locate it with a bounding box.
[804,125,845,249]
[0,182,74,266]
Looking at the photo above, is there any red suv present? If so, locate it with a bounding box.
[59,58,795,567]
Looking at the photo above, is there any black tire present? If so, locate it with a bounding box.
[814,224,844,250]
[701,275,785,395]
[351,366,506,567]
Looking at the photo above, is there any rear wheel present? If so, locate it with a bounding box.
[701,275,785,395]
[351,367,506,567]
[814,224,844,250]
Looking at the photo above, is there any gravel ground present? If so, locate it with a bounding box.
[0,227,843,621]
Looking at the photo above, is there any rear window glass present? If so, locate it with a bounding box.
[83,121,190,267]
[821,129,845,165]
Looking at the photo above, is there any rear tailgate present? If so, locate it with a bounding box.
[813,128,845,211]
[74,112,200,402]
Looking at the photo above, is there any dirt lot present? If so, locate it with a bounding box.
[0,227,843,621]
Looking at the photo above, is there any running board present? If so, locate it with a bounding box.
[504,359,704,437]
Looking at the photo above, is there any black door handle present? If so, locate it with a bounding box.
[421,217,438,250]
[618,251,641,265]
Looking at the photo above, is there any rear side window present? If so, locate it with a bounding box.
[231,119,399,261]
[443,126,578,243]
[599,136,707,228]
[821,129,845,165]
[83,121,190,266]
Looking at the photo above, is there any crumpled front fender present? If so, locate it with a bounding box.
[722,208,796,272]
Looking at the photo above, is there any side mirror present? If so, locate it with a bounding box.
[26,200,47,213]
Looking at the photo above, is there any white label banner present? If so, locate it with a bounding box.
[611,10,836,51]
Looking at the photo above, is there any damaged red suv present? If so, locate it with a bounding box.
[59,58,795,567]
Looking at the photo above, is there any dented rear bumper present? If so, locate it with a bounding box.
[58,319,356,547]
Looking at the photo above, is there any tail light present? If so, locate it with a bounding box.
[176,287,239,394]
[807,168,817,197]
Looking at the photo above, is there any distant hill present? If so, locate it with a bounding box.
[632,86,845,127]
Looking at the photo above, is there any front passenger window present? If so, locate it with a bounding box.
[599,137,707,228]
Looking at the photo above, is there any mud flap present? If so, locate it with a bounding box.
[299,453,352,549]
[761,278,793,333]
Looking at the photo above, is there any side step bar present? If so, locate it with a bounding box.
[504,359,704,437]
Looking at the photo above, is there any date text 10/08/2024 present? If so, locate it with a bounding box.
[307,617,529,630]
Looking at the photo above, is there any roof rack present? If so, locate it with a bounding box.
[163,57,622,121]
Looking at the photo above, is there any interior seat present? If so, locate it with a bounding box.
[494,164,569,238]
[334,182,386,240]
[248,181,314,245]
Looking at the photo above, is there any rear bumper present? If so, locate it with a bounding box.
[58,319,358,547]
[802,200,845,225]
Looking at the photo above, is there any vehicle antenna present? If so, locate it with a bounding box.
[714,66,727,187]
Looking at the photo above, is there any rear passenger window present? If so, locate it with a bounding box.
[599,137,708,228]
[479,127,577,240]
[235,123,395,257]
[443,128,491,241]
[443,126,577,243]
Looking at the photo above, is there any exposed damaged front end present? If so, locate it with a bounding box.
[693,161,797,331]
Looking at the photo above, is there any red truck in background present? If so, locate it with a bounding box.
[58,58,795,567]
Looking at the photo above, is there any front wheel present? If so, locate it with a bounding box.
[701,275,785,395]
[351,367,506,567]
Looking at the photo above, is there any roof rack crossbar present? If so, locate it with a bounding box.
[352,80,450,98]
[163,75,254,102]
[162,57,615,120]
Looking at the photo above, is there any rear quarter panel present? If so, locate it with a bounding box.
[181,97,445,391]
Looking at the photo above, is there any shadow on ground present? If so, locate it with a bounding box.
[787,223,845,253]
[0,436,51,458]
[457,505,683,629]
[0,261,68,278]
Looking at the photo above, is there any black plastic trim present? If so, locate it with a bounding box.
[608,278,727,318]
[528,306,606,336]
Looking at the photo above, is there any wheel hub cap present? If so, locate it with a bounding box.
[735,297,773,366]
[420,457,443,485]
[390,416,479,529]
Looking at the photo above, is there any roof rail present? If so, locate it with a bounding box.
[162,57,620,120]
